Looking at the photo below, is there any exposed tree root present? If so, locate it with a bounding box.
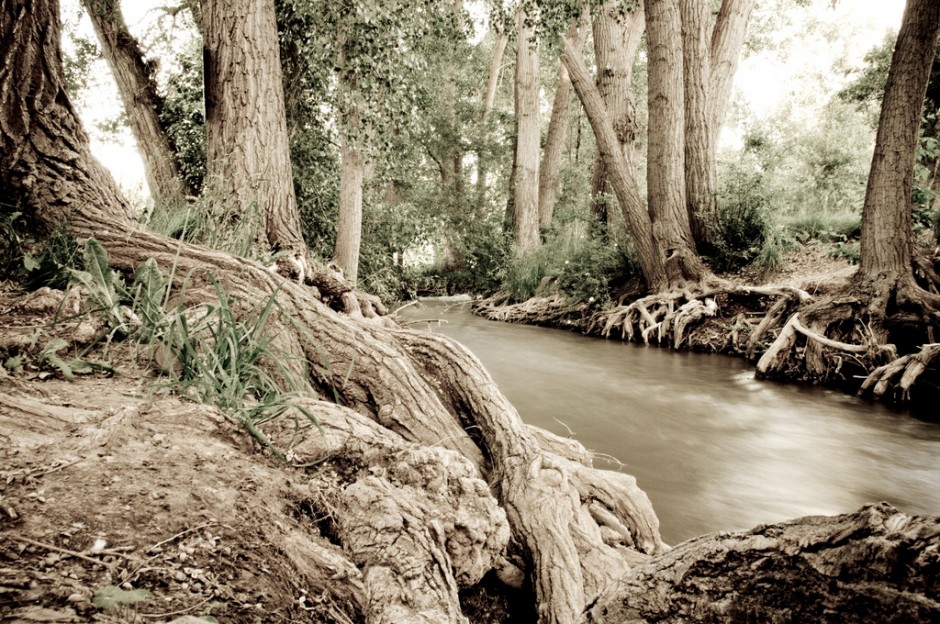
[472,294,591,328]
[860,343,940,402]
[583,502,940,624]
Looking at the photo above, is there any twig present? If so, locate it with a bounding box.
[12,535,111,569]
[146,522,215,553]
[140,594,214,619]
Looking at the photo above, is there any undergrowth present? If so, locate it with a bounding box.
[5,235,319,459]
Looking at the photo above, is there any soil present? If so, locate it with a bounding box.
[0,286,359,623]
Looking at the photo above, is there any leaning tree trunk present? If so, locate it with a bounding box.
[708,0,756,139]
[202,0,305,258]
[562,38,666,290]
[475,27,508,211]
[645,0,708,286]
[538,14,587,233]
[590,0,645,236]
[512,3,542,254]
[584,502,940,624]
[81,0,193,207]
[680,0,718,250]
[857,0,940,333]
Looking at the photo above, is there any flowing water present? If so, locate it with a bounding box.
[401,298,940,545]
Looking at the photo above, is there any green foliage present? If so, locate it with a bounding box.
[22,223,83,291]
[91,586,151,610]
[68,239,132,336]
[152,275,319,457]
[503,228,639,306]
[711,162,777,272]
[159,41,206,193]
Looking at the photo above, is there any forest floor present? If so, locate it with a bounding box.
[0,287,359,623]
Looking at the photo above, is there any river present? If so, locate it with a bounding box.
[400,298,940,545]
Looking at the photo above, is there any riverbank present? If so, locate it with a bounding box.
[470,245,939,418]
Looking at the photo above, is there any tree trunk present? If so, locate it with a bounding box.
[482,30,508,125]
[334,114,365,284]
[202,0,304,258]
[590,1,645,235]
[858,0,940,290]
[81,0,193,208]
[681,0,718,249]
[645,0,707,285]
[512,4,541,254]
[562,38,666,290]
[708,0,756,136]
[538,15,586,233]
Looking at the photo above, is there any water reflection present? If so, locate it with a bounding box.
[402,299,940,544]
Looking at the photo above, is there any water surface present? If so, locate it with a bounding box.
[401,299,940,544]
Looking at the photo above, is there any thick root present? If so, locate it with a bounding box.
[395,329,664,624]
[474,294,590,328]
[582,502,940,624]
[859,343,940,401]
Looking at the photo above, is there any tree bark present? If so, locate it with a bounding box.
[202,0,305,258]
[562,38,666,290]
[680,0,718,249]
[334,112,365,284]
[590,0,645,235]
[538,15,587,233]
[512,3,541,254]
[708,0,756,136]
[482,30,508,125]
[858,0,940,288]
[583,502,940,624]
[81,0,193,207]
[645,0,707,285]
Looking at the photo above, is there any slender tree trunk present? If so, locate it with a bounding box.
[857,0,940,325]
[562,38,666,289]
[646,0,707,284]
[681,0,718,249]
[81,0,193,207]
[590,1,645,235]
[538,15,587,233]
[708,0,756,136]
[482,29,508,125]
[202,0,304,257]
[476,28,508,213]
[334,110,365,284]
[512,4,541,254]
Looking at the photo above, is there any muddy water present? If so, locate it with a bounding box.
[401,298,940,545]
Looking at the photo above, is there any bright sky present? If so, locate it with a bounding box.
[64,0,909,202]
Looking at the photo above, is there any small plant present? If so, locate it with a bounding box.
[153,275,319,458]
[22,222,83,290]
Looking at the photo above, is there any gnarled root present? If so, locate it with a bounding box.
[259,399,510,624]
[395,329,665,624]
[859,343,940,402]
[474,294,590,328]
[582,502,940,624]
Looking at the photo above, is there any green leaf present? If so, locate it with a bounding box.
[23,255,39,272]
[91,586,152,610]
[83,238,113,294]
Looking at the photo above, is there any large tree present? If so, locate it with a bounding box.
[644,0,708,284]
[589,0,645,235]
[201,0,305,261]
